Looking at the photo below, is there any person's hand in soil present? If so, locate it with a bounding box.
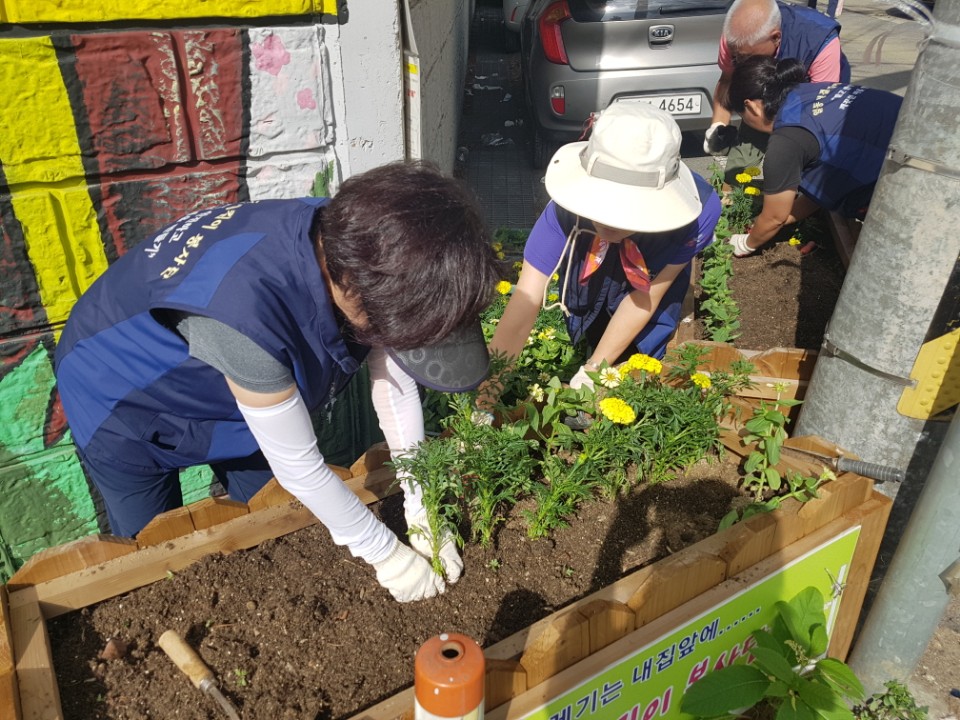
[728,233,758,257]
[372,538,446,602]
[405,510,464,584]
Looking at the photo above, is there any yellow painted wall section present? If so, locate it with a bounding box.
[0,37,108,325]
[0,0,337,23]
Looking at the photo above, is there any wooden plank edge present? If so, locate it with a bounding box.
[7,536,137,591]
[6,465,400,593]
[8,502,318,620]
[10,595,60,720]
[487,502,880,720]
[826,210,858,270]
[827,492,892,659]
[349,487,883,720]
[0,585,21,720]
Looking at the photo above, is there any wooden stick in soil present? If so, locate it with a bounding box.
[158,630,241,720]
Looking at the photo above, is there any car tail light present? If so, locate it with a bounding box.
[550,86,566,115]
[509,6,519,22]
[538,0,571,65]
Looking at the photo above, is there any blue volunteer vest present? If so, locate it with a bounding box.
[556,175,718,360]
[775,83,902,213]
[777,2,851,83]
[55,198,365,469]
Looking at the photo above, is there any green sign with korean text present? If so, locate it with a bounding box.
[521,526,861,720]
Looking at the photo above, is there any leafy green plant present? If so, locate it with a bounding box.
[739,386,802,502]
[390,437,464,577]
[442,395,538,547]
[681,587,865,720]
[233,668,249,687]
[853,680,928,720]
[700,232,742,343]
[719,385,835,529]
[523,450,597,539]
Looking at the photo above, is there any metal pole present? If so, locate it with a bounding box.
[795,0,960,516]
[847,410,960,689]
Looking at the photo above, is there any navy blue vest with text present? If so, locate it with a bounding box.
[777,2,850,83]
[775,83,901,213]
[55,198,365,470]
[556,175,718,360]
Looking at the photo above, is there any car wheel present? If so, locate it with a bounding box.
[531,126,560,170]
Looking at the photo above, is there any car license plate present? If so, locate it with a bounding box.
[618,94,701,115]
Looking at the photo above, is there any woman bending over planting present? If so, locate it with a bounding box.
[723,56,902,258]
[55,161,501,603]
[484,103,720,399]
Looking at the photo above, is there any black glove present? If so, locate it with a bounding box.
[703,122,739,155]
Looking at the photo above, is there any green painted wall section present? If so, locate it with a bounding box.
[0,345,97,574]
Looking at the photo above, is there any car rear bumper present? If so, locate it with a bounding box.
[528,62,722,141]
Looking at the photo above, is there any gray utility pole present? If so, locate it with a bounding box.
[847,410,960,691]
[795,0,960,687]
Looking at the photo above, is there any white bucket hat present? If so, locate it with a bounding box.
[545,103,702,233]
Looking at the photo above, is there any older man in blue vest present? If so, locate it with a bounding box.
[704,0,850,186]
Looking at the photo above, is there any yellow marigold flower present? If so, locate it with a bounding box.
[619,353,663,378]
[744,166,762,177]
[735,172,752,184]
[492,241,503,252]
[744,186,761,196]
[536,327,556,341]
[547,292,559,302]
[788,236,801,246]
[598,397,636,425]
[552,273,560,282]
[495,280,512,295]
[528,383,545,402]
[598,367,621,388]
[496,251,506,260]
[513,261,523,272]
[690,372,712,389]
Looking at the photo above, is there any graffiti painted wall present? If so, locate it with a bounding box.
[0,0,412,580]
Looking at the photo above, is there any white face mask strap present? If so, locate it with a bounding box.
[542,218,593,318]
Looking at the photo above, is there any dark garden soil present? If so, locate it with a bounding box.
[696,232,847,352]
[50,461,746,720]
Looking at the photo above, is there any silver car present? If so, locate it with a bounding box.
[520,0,728,167]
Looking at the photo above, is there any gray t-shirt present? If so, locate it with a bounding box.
[176,313,293,393]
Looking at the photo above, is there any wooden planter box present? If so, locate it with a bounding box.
[0,345,890,720]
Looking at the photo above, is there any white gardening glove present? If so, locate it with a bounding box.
[406,511,464,584]
[371,537,446,602]
[569,365,595,392]
[703,122,738,155]
[471,409,495,426]
[728,233,757,258]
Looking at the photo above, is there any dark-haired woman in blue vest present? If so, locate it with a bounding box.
[705,0,851,185]
[721,56,902,257]
[54,161,502,603]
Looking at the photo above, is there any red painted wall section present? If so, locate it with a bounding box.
[69,29,246,255]
[99,168,244,254]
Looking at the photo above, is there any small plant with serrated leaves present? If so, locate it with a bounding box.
[390,436,463,577]
[442,395,538,547]
[853,680,928,720]
[681,586,865,720]
[523,449,598,539]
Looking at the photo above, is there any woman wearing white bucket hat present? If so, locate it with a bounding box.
[486,103,721,392]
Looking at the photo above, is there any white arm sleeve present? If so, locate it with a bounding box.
[236,391,396,564]
[367,346,426,520]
